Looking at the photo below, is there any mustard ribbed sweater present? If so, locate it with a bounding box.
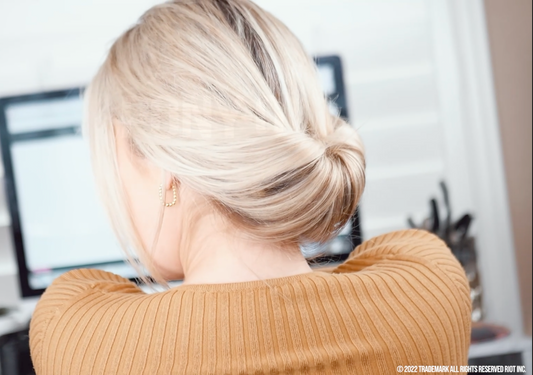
[29,229,472,374]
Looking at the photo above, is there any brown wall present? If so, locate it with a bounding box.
[484,0,532,337]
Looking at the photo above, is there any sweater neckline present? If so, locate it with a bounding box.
[169,270,335,293]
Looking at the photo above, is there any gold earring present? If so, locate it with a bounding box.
[159,184,177,207]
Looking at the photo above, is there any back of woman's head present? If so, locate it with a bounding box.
[84,0,366,276]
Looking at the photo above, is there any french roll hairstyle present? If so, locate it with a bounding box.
[83,0,366,282]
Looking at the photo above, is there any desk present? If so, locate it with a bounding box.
[0,298,38,337]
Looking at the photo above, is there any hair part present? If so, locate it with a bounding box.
[83,0,366,283]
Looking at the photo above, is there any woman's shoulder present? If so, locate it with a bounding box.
[325,229,472,362]
[37,268,141,304]
[333,229,470,282]
[30,268,143,328]
[29,268,144,373]
[330,229,472,336]
[330,229,471,305]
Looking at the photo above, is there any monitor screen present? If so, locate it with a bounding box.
[0,91,138,296]
[0,55,361,297]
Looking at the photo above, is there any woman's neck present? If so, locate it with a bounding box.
[179,219,314,285]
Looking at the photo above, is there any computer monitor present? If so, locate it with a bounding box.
[0,55,361,298]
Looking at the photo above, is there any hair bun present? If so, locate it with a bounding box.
[307,119,366,242]
[324,118,364,152]
[239,118,366,246]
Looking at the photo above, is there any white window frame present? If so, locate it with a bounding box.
[429,0,523,336]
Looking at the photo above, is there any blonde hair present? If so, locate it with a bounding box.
[83,0,366,283]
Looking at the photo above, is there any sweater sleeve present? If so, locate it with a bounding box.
[29,268,143,375]
[333,229,471,304]
[331,229,472,368]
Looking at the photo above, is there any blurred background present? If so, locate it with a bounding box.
[0,0,531,373]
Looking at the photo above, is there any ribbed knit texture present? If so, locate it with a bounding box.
[29,229,472,374]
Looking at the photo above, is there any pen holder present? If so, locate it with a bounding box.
[450,237,483,322]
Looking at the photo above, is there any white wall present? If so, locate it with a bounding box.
[0,0,162,96]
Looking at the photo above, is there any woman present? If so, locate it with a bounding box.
[29,0,472,374]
